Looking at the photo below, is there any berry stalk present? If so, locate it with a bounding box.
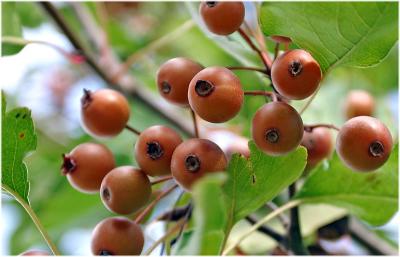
[150,175,173,186]
[226,66,269,75]
[244,90,278,102]
[304,124,340,132]
[125,124,142,136]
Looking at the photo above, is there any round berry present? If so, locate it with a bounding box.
[200,1,245,35]
[157,57,203,106]
[61,143,115,193]
[336,116,393,171]
[135,125,183,177]
[271,35,292,44]
[301,127,333,169]
[91,217,144,255]
[100,166,151,214]
[20,250,50,256]
[252,102,304,156]
[271,49,322,100]
[171,139,227,191]
[188,67,244,123]
[81,89,130,137]
[343,90,375,120]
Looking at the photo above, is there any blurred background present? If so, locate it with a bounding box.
[1,2,398,255]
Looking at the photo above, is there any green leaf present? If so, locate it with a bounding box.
[1,92,37,204]
[16,2,45,28]
[296,145,398,226]
[2,2,24,56]
[174,173,227,255]
[223,141,307,226]
[260,2,398,72]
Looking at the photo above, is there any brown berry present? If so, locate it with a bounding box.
[301,127,333,169]
[134,125,183,176]
[100,166,151,214]
[200,2,245,35]
[171,138,227,190]
[61,143,115,193]
[188,67,244,123]
[343,90,375,120]
[336,116,393,171]
[271,49,322,100]
[252,102,304,156]
[91,217,144,255]
[81,89,130,137]
[157,57,203,106]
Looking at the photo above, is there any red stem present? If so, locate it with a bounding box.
[244,90,278,102]
[190,109,199,138]
[226,66,269,76]
[151,175,173,186]
[304,124,340,132]
[125,124,141,136]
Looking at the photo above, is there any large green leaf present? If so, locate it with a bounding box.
[173,174,227,255]
[296,145,398,226]
[2,2,24,56]
[2,92,37,204]
[260,2,398,72]
[223,141,307,228]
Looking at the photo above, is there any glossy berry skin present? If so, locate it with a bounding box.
[91,217,144,255]
[336,116,393,172]
[171,139,227,191]
[343,90,375,120]
[252,102,303,156]
[188,67,244,123]
[271,35,292,44]
[20,250,50,256]
[200,2,245,36]
[301,127,333,169]
[61,143,115,193]
[81,89,130,137]
[271,49,322,100]
[157,57,203,106]
[100,166,151,215]
[135,125,183,176]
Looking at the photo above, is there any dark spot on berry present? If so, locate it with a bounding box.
[99,250,113,255]
[81,88,93,109]
[185,154,201,172]
[61,154,76,175]
[161,81,171,94]
[369,141,384,157]
[206,1,217,7]
[195,80,215,97]
[146,141,164,160]
[102,187,111,201]
[265,128,279,143]
[289,60,303,77]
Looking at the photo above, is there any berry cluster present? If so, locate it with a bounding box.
[59,1,393,255]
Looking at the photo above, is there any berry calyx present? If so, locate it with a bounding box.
[100,166,151,214]
[171,138,227,191]
[61,143,115,193]
[188,67,244,123]
[271,49,322,100]
[81,88,130,137]
[336,116,393,171]
[252,102,304,156]
[156,57,203,106]
[91,217,144,255]
[301,127,333,169]
[343,89,375,120]
[134,125,183,177]
[199,1,245,35]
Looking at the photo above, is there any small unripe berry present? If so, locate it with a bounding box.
[301,127,333,169]
[336,116,393,171]
[188,67,244,123]
[271,49,322,100]
[134,125,183,176]
[81,89,130,137]
[100,166,151,215]
[252,102,304,156]
[91,217,144,255]
[156,57,203,106]
[343,90,375,120]
[20,250,50,256]
[171,138,227,191]
[61,143,115,193]
[200,2,245,35]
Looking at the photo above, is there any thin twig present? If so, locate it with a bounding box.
[226,66,269,75]
[274,43,280,60]
[265,202,290,229]
[2,185,61,255]
[190,109,199,138]
[151,175,173,186]
[245,215,286,245]
[135,184,178,224]
[170,203,193,246]
[125,124,141,136]
[304,124,340,132]
[288,183,309,255]
[244,90,277,102]
[238,28,272,72]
